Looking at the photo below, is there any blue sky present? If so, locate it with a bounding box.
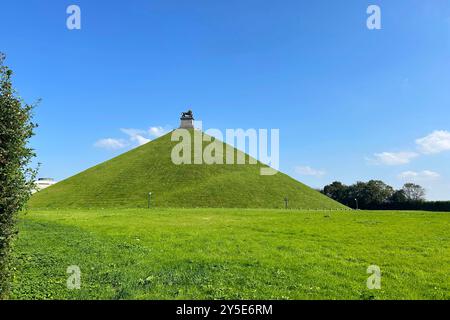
[2,0,450,200]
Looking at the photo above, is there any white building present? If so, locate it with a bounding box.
[33,178,57,193]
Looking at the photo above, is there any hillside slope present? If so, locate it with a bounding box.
[29,130,345,209]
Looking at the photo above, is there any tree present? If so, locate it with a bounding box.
[347,180,394,209]
[323,181,349,204]
[323,180,395,209]
[390,189,407,203]
[347,181,370,209]
[366,180,394,206]
[0,53,37,298]
[322,180,429,210]
[402,183,426,202]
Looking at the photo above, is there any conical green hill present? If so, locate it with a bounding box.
[29,130,345,209]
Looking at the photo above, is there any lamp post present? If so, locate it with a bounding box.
[355,198,358,210]
[148,192,152,209]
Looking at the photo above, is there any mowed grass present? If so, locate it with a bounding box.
[11,208,450,300]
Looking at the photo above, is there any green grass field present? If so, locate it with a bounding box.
[11,208,450,300]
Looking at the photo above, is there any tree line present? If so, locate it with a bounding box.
[321,180,450,212]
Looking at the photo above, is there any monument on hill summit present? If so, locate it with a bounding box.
[179,109,194,129]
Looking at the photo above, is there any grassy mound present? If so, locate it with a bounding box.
[29,130,344,209]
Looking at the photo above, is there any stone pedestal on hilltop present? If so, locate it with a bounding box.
[179,109,194,129]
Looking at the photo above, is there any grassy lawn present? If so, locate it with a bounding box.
[11,208,450,300]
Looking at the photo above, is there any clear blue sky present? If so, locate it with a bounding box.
[2,0,450,200]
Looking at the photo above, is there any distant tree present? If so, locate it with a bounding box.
[0,53,37,298]
[345,181,360,205]
[402,183,426,202]
[348,181,389,209]
[366,180,394,205]
[324,180,394,209]
[322,180,432,211]
[323,181,349,204]
[390,189,407,203]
